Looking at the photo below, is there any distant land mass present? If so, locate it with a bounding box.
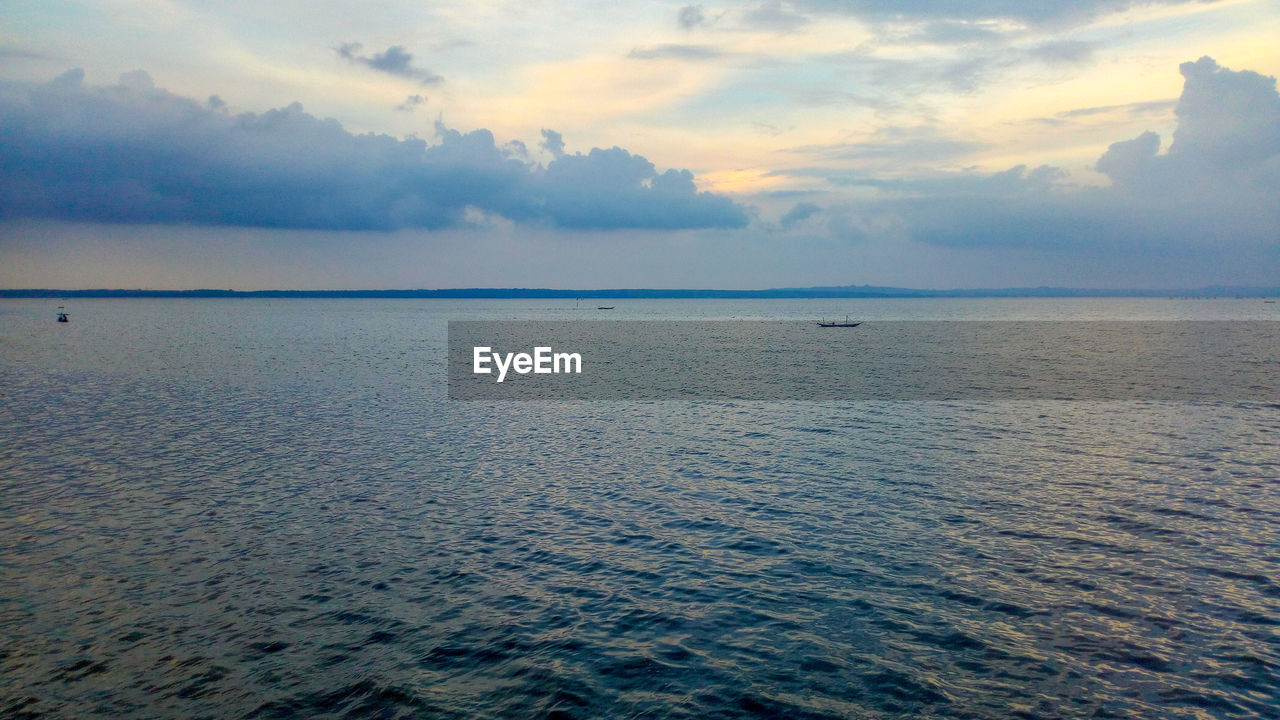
[2,285,1278,299]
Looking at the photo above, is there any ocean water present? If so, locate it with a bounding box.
[1,298,1278,719]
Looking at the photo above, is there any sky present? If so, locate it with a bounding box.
[1,0,1278,289]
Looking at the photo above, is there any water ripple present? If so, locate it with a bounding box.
[2,301,1278,718]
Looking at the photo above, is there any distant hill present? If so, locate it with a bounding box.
[1,285,1277,299]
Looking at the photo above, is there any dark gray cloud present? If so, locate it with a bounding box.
[337,42,443,85]
[395,94,426,112]
[540,129,566,158]
[628,44,722,61]
[678,5,706,29]
[0,70,748,232]
[542,148,747,229]
[779,201,821,228]
[1095,131,1160,187]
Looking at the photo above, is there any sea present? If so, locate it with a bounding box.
[1,298,1277,719]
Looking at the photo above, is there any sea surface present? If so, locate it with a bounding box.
[1,298,1278,719]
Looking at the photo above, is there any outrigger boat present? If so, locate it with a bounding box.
[816,315,860,327]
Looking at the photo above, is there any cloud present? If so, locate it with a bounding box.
[759,55,1276,269]
[1095,130,1161,188]
[0,46,54,61]
[1057,99,1176,119]
[744,1,809,32]
[540,129,566,158]
[395,94,426,112]
[1170,56,1280,166]
[336,42,443,85]
[826,40,1099,98]
[822,164,1066,196]
[1022,99,1175,130]
[542,148,748,229]
[751,120,795,136]
[1095,57,1280,195]
[0,70,749,232]
[794,0,1210,29]
[779,202,821,228]
[785,126,988,168]
[678,5,706,29]
[832,57,1279,252]
[1025,40,1098,65]
[628,44,722,61]
[908,20,1008,45]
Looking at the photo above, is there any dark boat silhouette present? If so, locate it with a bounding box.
[57,306,69,323]
[816,315,860,327]
[597,306,615,310]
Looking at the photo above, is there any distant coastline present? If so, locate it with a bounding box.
[2,285,1278,299]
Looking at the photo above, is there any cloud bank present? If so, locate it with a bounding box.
[785,57,1279,256]
[0,70,749,232]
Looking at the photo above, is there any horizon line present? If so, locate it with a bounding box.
[3,284,1279,299]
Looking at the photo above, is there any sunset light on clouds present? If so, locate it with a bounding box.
[2,0,1278,289]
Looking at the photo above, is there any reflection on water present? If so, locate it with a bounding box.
[1,299,1277,719]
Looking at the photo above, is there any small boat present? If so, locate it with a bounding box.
[597,306,615,310]
[56,306,69,323]
[817,315,860,327]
